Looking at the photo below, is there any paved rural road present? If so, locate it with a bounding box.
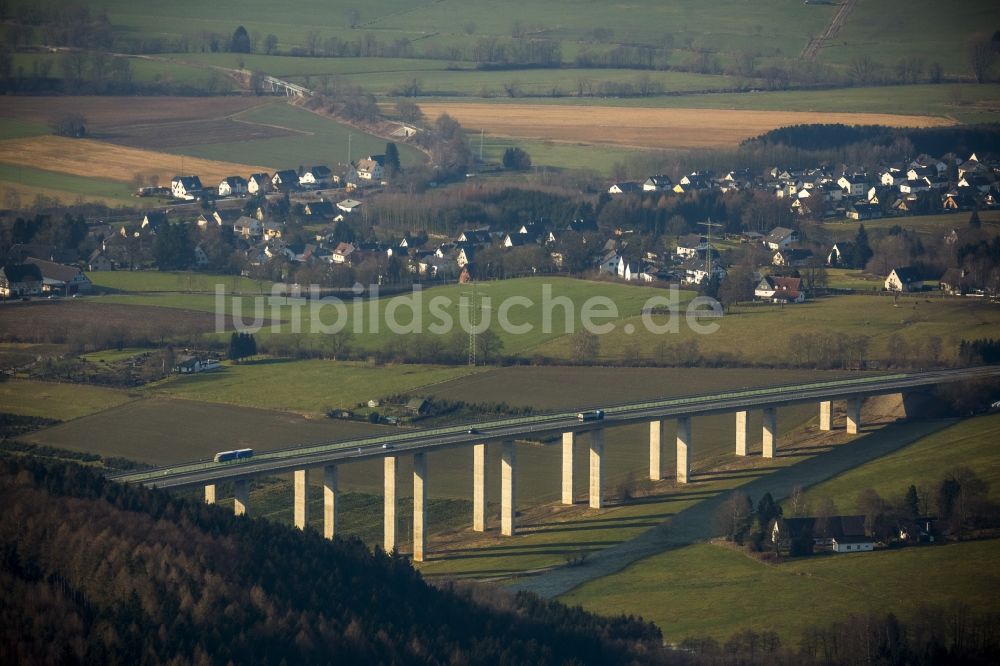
[507,418,953,598]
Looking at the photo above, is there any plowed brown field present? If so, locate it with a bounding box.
[417,103,953,149]
[0,135,269,185]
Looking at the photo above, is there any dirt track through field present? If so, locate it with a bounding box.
[418,103,952,150]
[0,135,270,186]
[508,418,953,598]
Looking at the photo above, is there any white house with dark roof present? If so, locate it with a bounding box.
[218,176,247,197]
[247,173,271,195]
[170,175,203,200]
[299,166,334,188]
[885,267,923,292]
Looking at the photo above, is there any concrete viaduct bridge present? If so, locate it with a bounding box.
[113,367,1000,562]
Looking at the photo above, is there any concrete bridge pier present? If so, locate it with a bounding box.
[501,441,516,536]
[676,416,691,483]
[323,465,338,540]
[204,484,216,504]
[473,444,487,531]
[762,407,778,458]
[384,456,397,552]
[233,479,249,516]
[562,432,575,505]
[589,429,604,509]
[294,469,309,530]
[413,452,427,562]
[846,396,862,434]
[649,420,665,480]
[735,411,750,456]
[820,400,833,431]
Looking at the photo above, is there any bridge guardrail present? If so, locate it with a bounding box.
[112,367,995,485]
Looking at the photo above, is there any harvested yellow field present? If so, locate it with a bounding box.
[0,135,269,186]
[417,103,953,150]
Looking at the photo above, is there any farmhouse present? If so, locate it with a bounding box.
[356,155,384,181]
[771,515,868,551]
[218,176,248,197]
[764,227,798,250]
[175,355,221,374]
[885,266,923,292]
[23,257,92,295]
[170,175,203,200]
[754,275,805,303]
[0,263,43,297]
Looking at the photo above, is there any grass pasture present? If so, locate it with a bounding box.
[561,539,1000,645]
[152,359,481,416]
[0,379,135,421]
[532,293,1000,365]
[0,163,136,203]
[417,102,952,151]
[89,270,270,294]
[796,413,1000,512]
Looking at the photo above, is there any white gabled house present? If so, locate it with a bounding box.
[642,175,672,192]
[299,166,334,188]
[764,226,798,250]
[247,173,271,195]
[218,176,247,197]
[171,175,203,200]
[885,266,923,292]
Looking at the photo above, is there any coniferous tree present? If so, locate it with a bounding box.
[854,223,873,267]
[384,142,400,176]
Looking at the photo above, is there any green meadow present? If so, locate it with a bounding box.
[0,379,136,421]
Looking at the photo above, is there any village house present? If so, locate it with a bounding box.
[337,199,363,214]
[218,176,248,197]
[885,266,923,292]
[837,174,868,197]
[331,242,356,265]
[175,355,221,374]
[764,226,798,250]
[233,216,263,239]
[247,173,271,195]
[772,248,813,268]
[675,234,708,259]
[355,155,384,181]
[754,275,805,303]
[771,515,869,552]
[23,257,92,295]
[0,263,43,298]
[642,175,673,192]
[271,170,299,192]
[170,175,203,200]
[299,166,334,188]
[608,182,641,195]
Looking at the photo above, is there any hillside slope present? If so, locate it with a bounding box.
[0,456,668,665]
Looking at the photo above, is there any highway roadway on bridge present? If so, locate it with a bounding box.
[113,366,1000,490]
